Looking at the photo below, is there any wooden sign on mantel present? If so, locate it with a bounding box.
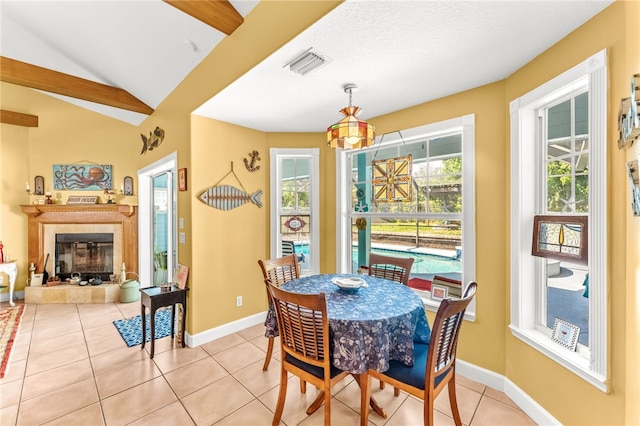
[66,196,99,205]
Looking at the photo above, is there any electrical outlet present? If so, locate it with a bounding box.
[236,296,242,307]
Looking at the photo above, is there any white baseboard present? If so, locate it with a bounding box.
[185,311,267,348]
[457,359,560,425]
[0,290,24,304]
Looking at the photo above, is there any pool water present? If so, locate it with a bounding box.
[354,247,460,275]
[293,243,461,275]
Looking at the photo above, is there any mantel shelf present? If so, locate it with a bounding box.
[21,204,136,217]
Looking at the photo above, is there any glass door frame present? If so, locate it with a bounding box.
[138,152,177,286]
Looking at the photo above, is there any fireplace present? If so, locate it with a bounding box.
[21,204,138,285]
[55,232,114,281]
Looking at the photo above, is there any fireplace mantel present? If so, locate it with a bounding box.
[21,204,138,279]
[21,204,136,217]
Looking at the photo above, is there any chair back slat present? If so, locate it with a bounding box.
[258,254,300,287]
[368,253,414,285]
[427,282,477,387]
[269,284,328,368]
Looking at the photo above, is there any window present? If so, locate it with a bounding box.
[336,115,476,316]
[270,148,320,275]
[510,49,607,391]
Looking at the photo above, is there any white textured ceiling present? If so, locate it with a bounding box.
[1,0,613,131]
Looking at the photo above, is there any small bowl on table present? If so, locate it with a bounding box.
[331,277,366,293]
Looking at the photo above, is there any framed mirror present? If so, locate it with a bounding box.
[34,175,44,195]
[123,176,134,196]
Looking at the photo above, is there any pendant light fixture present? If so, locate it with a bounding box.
[327,84,375,149]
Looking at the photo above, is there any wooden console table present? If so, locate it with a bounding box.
[140,286,188,358]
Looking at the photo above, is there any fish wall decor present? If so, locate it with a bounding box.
[198,184,263,211]
[140,126,165,154]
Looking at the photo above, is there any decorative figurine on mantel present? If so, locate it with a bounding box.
[103,188,116,204]
[45,192,53,204]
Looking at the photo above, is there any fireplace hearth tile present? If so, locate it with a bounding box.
[25,284,121,304]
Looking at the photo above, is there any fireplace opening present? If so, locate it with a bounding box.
[55,233,114,281]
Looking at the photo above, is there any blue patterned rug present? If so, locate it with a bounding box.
[113,309,173,347]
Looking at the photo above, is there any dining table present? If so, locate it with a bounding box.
[264,273,431,421]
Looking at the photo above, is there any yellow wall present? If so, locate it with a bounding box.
[623,1,640,424]
[0,82,140,289]
[502,2,631,424]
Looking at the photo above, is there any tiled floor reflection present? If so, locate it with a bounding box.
[0,301,536,425]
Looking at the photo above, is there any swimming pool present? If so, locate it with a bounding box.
[355,247,461,275]
[293,243,461,275]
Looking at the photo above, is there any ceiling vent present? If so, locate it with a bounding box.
[284,48,331,76]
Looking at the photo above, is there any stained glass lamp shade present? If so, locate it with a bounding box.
[327,84,375,149]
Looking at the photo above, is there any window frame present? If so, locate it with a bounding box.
[336,114,476,317]
[270,148,320,276]
[509,49,608,391]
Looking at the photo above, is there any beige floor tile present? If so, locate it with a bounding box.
[25,342,89,377]
[22,358,93,401]
[151,344,208,374]
[334,378,408,426]
[43,402,105,426]
[101,376,177,425]
[143,334,182,356]
[483,386,519,409]
[86,332,128,357]
[259,375,335,426]
[213,341,266,373]
[83,322,122,342]
[81,310,124,330]
[181,375,255,425]
[298,397,362,426]
[433,381,482,425]
[471,394,536,426]
[128,400,195,426]
[0,379,23,408]
[456,374,486,393]
[29,330,86,355]
[236,323,266,341]
[0,403,18,426]
[233,359,281,398]
[9,339,30,362]
[95,358,162,399]
[164,356,229,398]
[215,399,281,425]
[0,358,26,383]
[31,319,83,340]
[200,332,247,355]
[90,345,150,376]
[116,302,141,317]
[384,396,456,426]
[16,377,99,425]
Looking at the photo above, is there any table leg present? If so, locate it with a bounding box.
[304,373,386,420]
[8,264,17,307]
[140,304,146,351]
[181,301,186,348]
[170,304,175,340]
[150,307,156,359]
[353,373,387,419]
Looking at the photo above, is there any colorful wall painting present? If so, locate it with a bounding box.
[53,164,112,190]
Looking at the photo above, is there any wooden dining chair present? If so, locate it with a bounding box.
[368,253,414,285]
[368,253,415,390]
[258,254,300,371]
[361,282,478,426]
[268,283,350,426]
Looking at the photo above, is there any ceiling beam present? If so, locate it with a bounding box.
[0,56,154,115]
[0,109,39,127]
[163,0,243,36]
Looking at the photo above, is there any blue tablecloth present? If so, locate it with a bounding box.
[264,274,431,374]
